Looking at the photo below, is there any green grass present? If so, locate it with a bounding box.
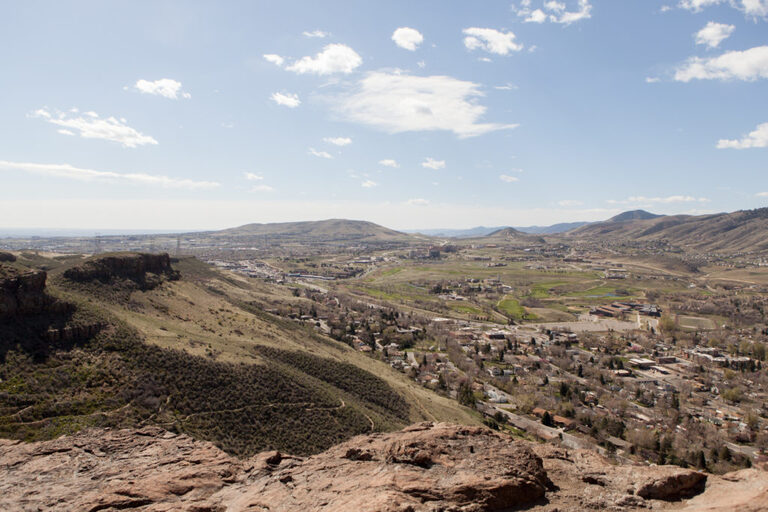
[497,296,526,320]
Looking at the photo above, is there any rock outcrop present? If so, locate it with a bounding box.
[0,267,51,318]
[0,423,765,512]
[62,252,179,289]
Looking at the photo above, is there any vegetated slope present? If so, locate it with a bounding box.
[568,207,768,253]
[0,253,475,457]
[209,219,413,243]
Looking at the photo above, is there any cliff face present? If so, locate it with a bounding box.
[0,268,50,318]
[2,422,764,512]
[62,253,180,289]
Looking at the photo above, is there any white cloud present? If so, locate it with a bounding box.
[244,172,264,181]
[0,160,218,189]
[286,44,362,75]
[263,54,285,67]
[251,184,274,192]
[516,0,592,24]
[463,27,523,55]
[679,0,723,11]
[361,180,378,188]
[499,174,519,182]
[324,136,352,146]
[674,46,768,81]
[525,9,548,22]
[717,122,768,148]
[270,92,301,108]
[392,27,424,51]
[645,77,661,83]
[679,0,768,17]
[379,159,400,168]
[741,0,768,16]
[695,21,735,48]
[558,199,584,207]
[132,78,191,99]
[417,60,426,68]
[407,198,430,206]
[336,71,518,138]
[495,82,518,90]
[303,30,329,38]
[30,108,157,148]
[757,191,768,197]
[309,148,333,159]
[607,195,709,204]
[422,158,445,170]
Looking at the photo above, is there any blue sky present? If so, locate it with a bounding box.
[0,0,766,231]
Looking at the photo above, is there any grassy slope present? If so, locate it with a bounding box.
[0,254,476,458]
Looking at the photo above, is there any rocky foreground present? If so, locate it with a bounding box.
[1,423,766,512]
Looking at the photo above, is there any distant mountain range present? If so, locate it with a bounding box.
[407,221,589,238]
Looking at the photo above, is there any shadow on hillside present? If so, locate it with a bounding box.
[0,308,93,363]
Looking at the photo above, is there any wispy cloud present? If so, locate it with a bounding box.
[336,72,518,138]
[244,172,264,181]
[392,27,424,51]
[607,195,709,204]
[286,44,362,75]
[515,0,592,25]
[251,184,274,192]
[303,30,330,38]
[679,0,768,18]
[756,191,768,197]
[308,148,333,159]
[422,158,446,170]
[499,174,519,182]
[30,108,157,148]
[407,198,430,206]
[463,28,523,55]
[270,92,301,108]
[717,122,768,149]
[558,199,584,207]
[0,160,218,189]
[324,136,352,146]
[361,180,378,188]
[131,78,191,99]
[379,159,400,168]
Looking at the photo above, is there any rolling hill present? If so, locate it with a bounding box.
[568,207,768,253]
[211,219,413,243]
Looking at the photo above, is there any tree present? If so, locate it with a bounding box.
[542,411,554,427]
[458,381,475,407]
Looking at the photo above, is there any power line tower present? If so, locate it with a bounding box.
[176,236,182,256]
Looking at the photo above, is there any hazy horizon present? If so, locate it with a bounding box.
[2,1,766,230]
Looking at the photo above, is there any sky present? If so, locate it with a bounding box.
[0,0,767,232]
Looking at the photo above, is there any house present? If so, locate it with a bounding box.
[629,358,655,370]
[552,415,576,430]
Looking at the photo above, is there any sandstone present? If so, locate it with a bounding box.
[0,267,51,318]
[62,252,180,288]
[0,423,765,511]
